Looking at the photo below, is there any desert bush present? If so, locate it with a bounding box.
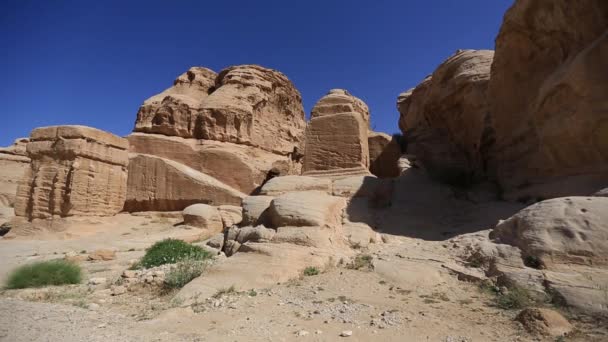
[5,260,82,289]
[213,285,237,298]
[303,266,320,276]
[138,239,212,269]
[163,259,206,289]
[495,286,533,309]
[347,254,373,270]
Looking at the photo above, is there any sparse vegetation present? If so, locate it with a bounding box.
[479,281,534,310]
[137,239,212,269]
[248,289,257,297]
[303,266,320,276]
[213,285,237,298]
[5,260,82,289]
[523,255,543,269]
[347,254,373,270]
[163,259,207,289]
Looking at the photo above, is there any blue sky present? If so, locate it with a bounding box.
[1,0,512,146]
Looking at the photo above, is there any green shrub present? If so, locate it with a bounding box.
[347,254,373,270]
[213,285,236,298]
[303,266,320,276]
[5,260,82,289]
[496,286,533,310]
[138,239,212,269]
[163,259,206,289]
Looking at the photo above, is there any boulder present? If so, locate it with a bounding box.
[397,50,494,183]
[241,195,274,225]
[259,175,331,196]
[182,204,223,233]
[88,249,117,261]
[492,197,608,267]
[127,133,298,194]
[593,188,608,197]
[368,132,401,178]
[217,205,242,228]
[268,191,346,228]
[134,67,217,137]
[515,308,573,337]
[135,65,306,155]
[124,153,245,212]
[487,0,608,198]
[303,89,370,174]
[234,225,276,244]
[13,126,129,221]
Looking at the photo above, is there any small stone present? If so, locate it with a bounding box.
[88,277,107,286]
[87,303,100,310]
[315,330,323,335]
[296,330,309,337]
[88,249,116,261]
[111,285,127,296]
[340,330,353,337]
[122,270,138,278]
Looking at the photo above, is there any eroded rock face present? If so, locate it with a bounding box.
[182,204,224,234]
[368,132,401,178]
[135,67,217,137]
[492,197,608,267]
[487,0,608,197]
[268,191,346,228]
[134,65,306,155]
[303,89,370,175]
[127,133,298,194]
[12,126,128,221]
[397,50,494,183]
[124,153,245,212]
[0,138,30,207]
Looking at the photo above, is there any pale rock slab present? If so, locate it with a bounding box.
[259,175,331,196]
[124,153,245,212]
[268,191,346,228]
[241,195,274,226]
[182,204,224,234]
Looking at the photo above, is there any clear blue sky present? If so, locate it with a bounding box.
[1,0,512,146]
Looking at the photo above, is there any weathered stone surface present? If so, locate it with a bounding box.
[0,138,30,207]
[14,126,129,220]
[268,191,346,228]
[234,225,276,244]
[487,1,608,198]
[217,205,242,228]
[88,249,116,261]
[397,50,494,182]
[127,133,299,195]
[303,90,370,174]
[135,67,217,137]
[515,308,573,337]
[182,204,224,234]
[368,132,401,178]
[259,175,331,196]
[241,195,274,226]
[134,65,306,155]
[332,176,380,198]
[492,197,608,267]
[486,197,608,314]
[124,153,245,212]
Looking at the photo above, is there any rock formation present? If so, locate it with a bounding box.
[303,89,371,177]
[134,65,306,155]
[124,153,245,212]
[0,138,30,207]
[13,126,129,221]
[368,132,401,178]
[486,0,608,198]
[397,49,494,184]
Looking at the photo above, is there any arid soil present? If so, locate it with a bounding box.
[1,215,605,342]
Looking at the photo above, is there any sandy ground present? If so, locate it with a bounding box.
[0,212,605,342]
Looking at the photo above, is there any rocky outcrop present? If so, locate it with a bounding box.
[487,0,608,198]
[13,126,129,220]
[134,65,306,155]
[124,153,245,212]
[267,191,346,228]
[397,50,494,184]
[487,197,608,314]
[368,132,401,178]
[182,204,224,234]
[0,138,30,207]
[303,89,370,176]
[127,133,298,194]
[515,308,573,338]
[135,67,217,137]
[241,195,274,226]
[492,197,608,267]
